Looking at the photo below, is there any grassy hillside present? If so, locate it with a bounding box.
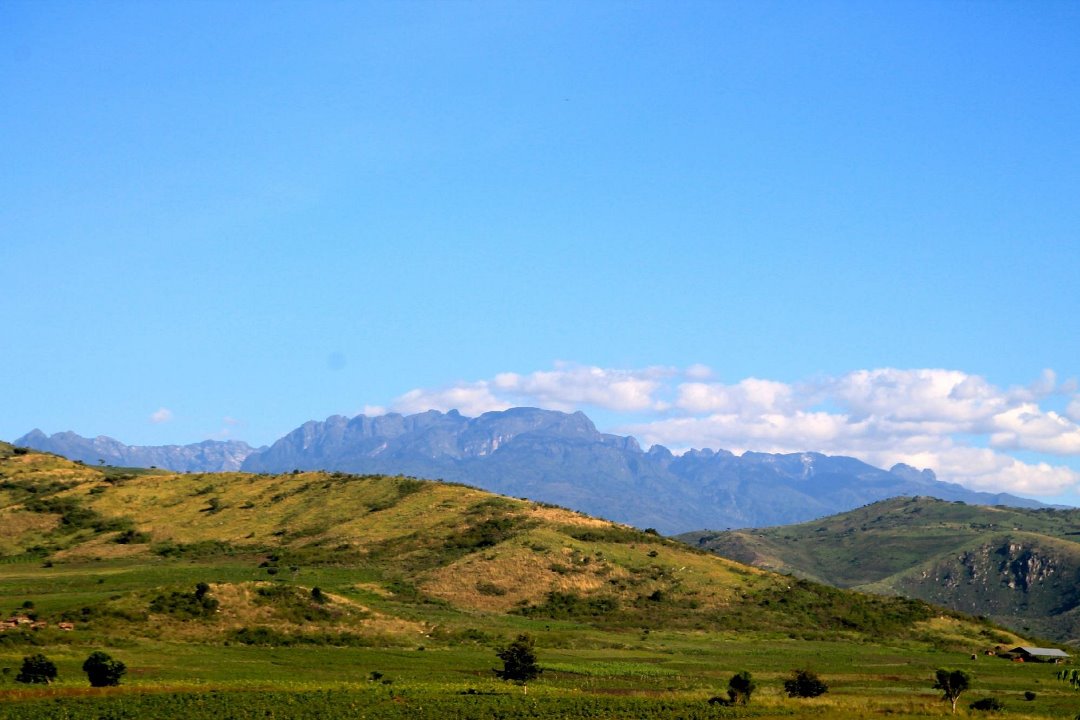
[682,496,1080,644]
[3,447,1076,719]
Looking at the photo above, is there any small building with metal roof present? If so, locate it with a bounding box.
[1008,646,1070,663]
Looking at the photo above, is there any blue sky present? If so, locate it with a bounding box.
[3,1,1079,503]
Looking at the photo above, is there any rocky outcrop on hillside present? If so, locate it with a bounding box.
[901,535,1080,620]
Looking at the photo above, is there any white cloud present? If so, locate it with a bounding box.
[676,378,798,415]
[392,383,510,417]
[149,407,173,424]
[492,364,671,412]
[684,363,713,380]
[390,363,674,416]
[825,368,1005,425]
[1066,395,1080,422]
[873,446,1080,496]
[377,364,1080,499]
[1028,368,1058,398]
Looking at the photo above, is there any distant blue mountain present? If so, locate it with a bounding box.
[237,408,1045,533]
[17,408,1046,533]
[14,429,258,472]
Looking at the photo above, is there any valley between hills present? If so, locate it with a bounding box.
[1,440,1078,718]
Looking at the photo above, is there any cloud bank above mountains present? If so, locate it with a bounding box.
[378,364,1080,498]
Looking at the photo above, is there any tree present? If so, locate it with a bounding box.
[784,669,829,698]
[727,670,756,705]
[493,634,541,694]
[83,651,126,687]
[15,654,57,684]
[933,668,971,714]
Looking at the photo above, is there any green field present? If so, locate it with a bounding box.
[1,444,1077,718]
[3,629,1078,719]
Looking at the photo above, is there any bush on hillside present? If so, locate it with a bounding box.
[83,651,125,687]
[15,654,57,684]
[784,669,829,698]
[149,582,219,619]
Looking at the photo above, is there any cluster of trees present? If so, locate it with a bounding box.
[708,669,828,706]
[488,637,996,717]
[489,638,834,706]
[14,651,126,687]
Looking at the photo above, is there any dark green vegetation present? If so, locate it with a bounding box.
[725,670,756,705]
[784,669,828,698]
[82,650,125,687]
[494,634,541,692]
[14,654,56,684]
[683,496,1080,643]
[1,445,1076,718]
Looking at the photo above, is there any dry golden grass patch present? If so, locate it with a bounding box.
[420,541,623,612]
[525,504,609,528]
[913,615,1025,648]
[51,533,150,561]
[0,452,102,481]
[140,581,429,643]
[351,582,393,598]
[0,508,59,537]
[333,484,503,543]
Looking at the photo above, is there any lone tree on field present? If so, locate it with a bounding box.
[784,669,829,698]
[727,670,756,705]
[494,634,541,694]
[15,654,57,684]
[83,651,126,687]
[933,668,971,714]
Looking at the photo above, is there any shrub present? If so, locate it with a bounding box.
[476,581,507,596]
[115,528,150,544]
[149,583,219,619]
[83,651,126,687]
[784,669,829,698]
[494,634,541,694]
[15,654,57,684]
[1024,690,1036,701]
[514,591,620,619]
[970,697,1005,712]
[727,670,756,705]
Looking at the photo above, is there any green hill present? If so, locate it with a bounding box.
[7,446,1078,719]
[0,446,994,645]
[681,496,1080,644]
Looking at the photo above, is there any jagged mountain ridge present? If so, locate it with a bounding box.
[16,408,1046,533]
[239,408,1044,532]
[15,429,259,472]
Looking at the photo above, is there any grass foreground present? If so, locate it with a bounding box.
[1,443,1077,718]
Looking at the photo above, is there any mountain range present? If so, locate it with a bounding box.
[16,428,259,472]
[15,407,1046,534]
